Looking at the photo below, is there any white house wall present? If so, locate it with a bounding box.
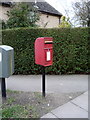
[36,13,60,28]
[0,6,10,21]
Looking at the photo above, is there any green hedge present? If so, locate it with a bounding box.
[2,27,89,74]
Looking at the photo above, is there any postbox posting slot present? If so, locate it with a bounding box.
[44,47,52,50]
[45,41,53,44]
[45,42,53,44]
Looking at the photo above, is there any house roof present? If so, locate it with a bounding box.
[0,0,62,16]
[0,2,13,7]
[30,1,62,16]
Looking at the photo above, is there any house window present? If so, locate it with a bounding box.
[29,11,35,22]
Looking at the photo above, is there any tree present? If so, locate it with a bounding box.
[59,16,71,28]
[0,20,7,29]
[6,2,39,29]
[72,0,90,27]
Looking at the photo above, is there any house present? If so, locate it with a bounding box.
[0,0,62,28]
[0,2,12,21]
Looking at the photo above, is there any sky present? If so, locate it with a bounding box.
[46,0,75,15]
[45,0,80,16]
[45,0,81,26]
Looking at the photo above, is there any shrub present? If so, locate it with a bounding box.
[5,3,39,29]
[59,16,71,28]
[2,27,89,74]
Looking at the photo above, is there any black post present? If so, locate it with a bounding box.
[42,66,45,97]
[1,78,6,98]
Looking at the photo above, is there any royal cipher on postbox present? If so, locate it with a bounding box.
[35,37,53,66]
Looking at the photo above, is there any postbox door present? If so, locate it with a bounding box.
[44,39,53,66]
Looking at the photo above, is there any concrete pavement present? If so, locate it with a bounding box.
[41,91,88,119]
[6,75,88,93]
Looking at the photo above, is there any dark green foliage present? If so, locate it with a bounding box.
[0,20,7,29]
[2,28,89,74]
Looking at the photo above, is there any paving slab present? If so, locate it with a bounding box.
[71,93,88,112]
[51,102,88,118]
[41,113,58,118]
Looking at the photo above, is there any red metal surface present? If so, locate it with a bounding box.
[35,37,53,66]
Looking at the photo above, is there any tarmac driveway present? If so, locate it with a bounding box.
[6,75,88,93]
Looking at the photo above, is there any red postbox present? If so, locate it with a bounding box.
[35,37,53,66]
